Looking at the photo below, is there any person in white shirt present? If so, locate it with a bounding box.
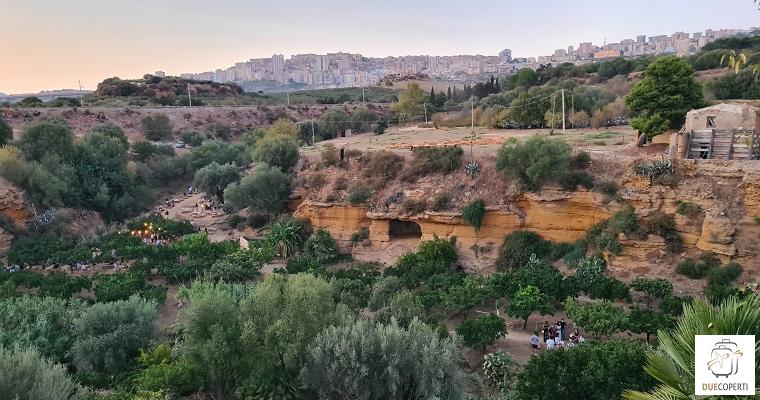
[546,337,555,349]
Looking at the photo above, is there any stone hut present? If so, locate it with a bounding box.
[672,103,760,160]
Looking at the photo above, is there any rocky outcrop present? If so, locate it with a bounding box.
[696,211,737,256]
[295,189,616,272]
[0,177,31,256]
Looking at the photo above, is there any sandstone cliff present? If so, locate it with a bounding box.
[0,177,30,255]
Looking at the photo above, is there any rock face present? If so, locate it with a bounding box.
[295,189,616,272]
[296,159,760,282]
[0,177,30,255]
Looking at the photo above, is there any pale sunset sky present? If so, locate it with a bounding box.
[1,0,758,93]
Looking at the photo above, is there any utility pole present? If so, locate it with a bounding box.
[187,83,192,107]
[471,97,475,128]
[424,104,428,124]
[561,88,566,134]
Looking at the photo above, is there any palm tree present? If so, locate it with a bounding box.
[266,219,304,258]
[623,294,760,400]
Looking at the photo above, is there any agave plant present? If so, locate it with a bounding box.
[721,49,760,77]
[623,294,760,400]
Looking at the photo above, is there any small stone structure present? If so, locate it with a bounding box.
[672,103,760,160]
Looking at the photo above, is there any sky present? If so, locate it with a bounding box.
[1,0,758,93]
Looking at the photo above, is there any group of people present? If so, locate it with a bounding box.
[529,318,586,354]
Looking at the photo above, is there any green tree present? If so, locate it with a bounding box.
[70,296,158,375]
[90,123,129,149]
[240,274,341,395]
[626,308,674,344]
[302,317,472,400]
[441,275,490,319]
[252,133,300,171]
[373,291,425,328]
[268,118,299,138]
[141,113,173,141]
[391,82,425,119]
[456,313,507,351]
[516,341,654,400]
[0,116,12,146]
[223,164,291,215]
[564,297,627,338]
[0,347,89,400]
[624,294,760,400]
[193,162,241,201]
[351,106,379,132]
[630,277,673,309]
[506,285,552,329]
[495,136,572,191]
[18,119,75,161]
[190,140,251,170]
[0,295,86,364]
[626,56,705,140]
[180,281,250,399]
[208,248,273,282]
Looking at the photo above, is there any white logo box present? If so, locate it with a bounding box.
[695,335,755,396]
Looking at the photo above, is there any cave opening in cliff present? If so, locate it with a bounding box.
[389,219,422,240]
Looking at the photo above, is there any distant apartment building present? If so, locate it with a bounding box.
[637,35,646,43]
[154,71,166,78]
[272,54,285,72]
[315,55,329,71]
[594,49,622,59]
[499,48,512,62]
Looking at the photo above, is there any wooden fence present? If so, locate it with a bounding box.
[685,129,759,160]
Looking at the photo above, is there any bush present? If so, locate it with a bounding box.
[363,151,404,184]
[569,151,591,170]
[180,131,206,147]
[408,146,464,176]
[495,231,553,271]
[351,227,370,244]
[190,140,251,171]
[320,144,339,167]
[346,184,372,205]
[496,136,572,191]
[134,345,197,396]
[432,193,452,211]
[385,237,459,288]
[461,199,486,232]
[653,173,679,188]
[285,255,325,274]
[643,212,682,253]
[141,114,173,141]
[585,207,640,255]
[223,164,291,215]
[559,171,595,191]
[456,313,506,351]
[193,162,241,201]
[71,296,158,375]
[594,180,619,196]
[400,198,427,215]
[303,229,340,262]
[0,347,89,400]
[632,159,673,180]
[226,214,246,230]
[252,133,300,171]
[675,201,702,217]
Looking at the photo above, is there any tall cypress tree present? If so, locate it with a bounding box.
[447,87,452,99]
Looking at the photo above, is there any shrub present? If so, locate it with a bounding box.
[432,193,451,211]
[368,276,404,311]
[252,133,300,171]
[347,228,369,245]
[461,199,486,232]
[385,237,459,288]
[675,201,702,217]
[559,171,595,191]
[134,345,197,396]
[320,144,339,167]
[303,229,341,262]
[594,180,619,196]
[346,184,372,205]
[653,173,679,188]
[585,207,640,255]
[455,313,507,351]
[180,131,206,147]
[632,158,673,180]
[190,140,251,171]
[94,273,166,303]
[226,214,246,230]
[569,151,591,169]
[363,151,404,184]
[495,231,553,271]
[223,164,291,215]
[496,136,572,191]
[193,162,241,201]
[409,146,463,175]
[141,114,173,141]
[71,296,158,375]
[285,255,325,274]
[0,347,89,400]
[400,198,427,215]
[643,212,682,253]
